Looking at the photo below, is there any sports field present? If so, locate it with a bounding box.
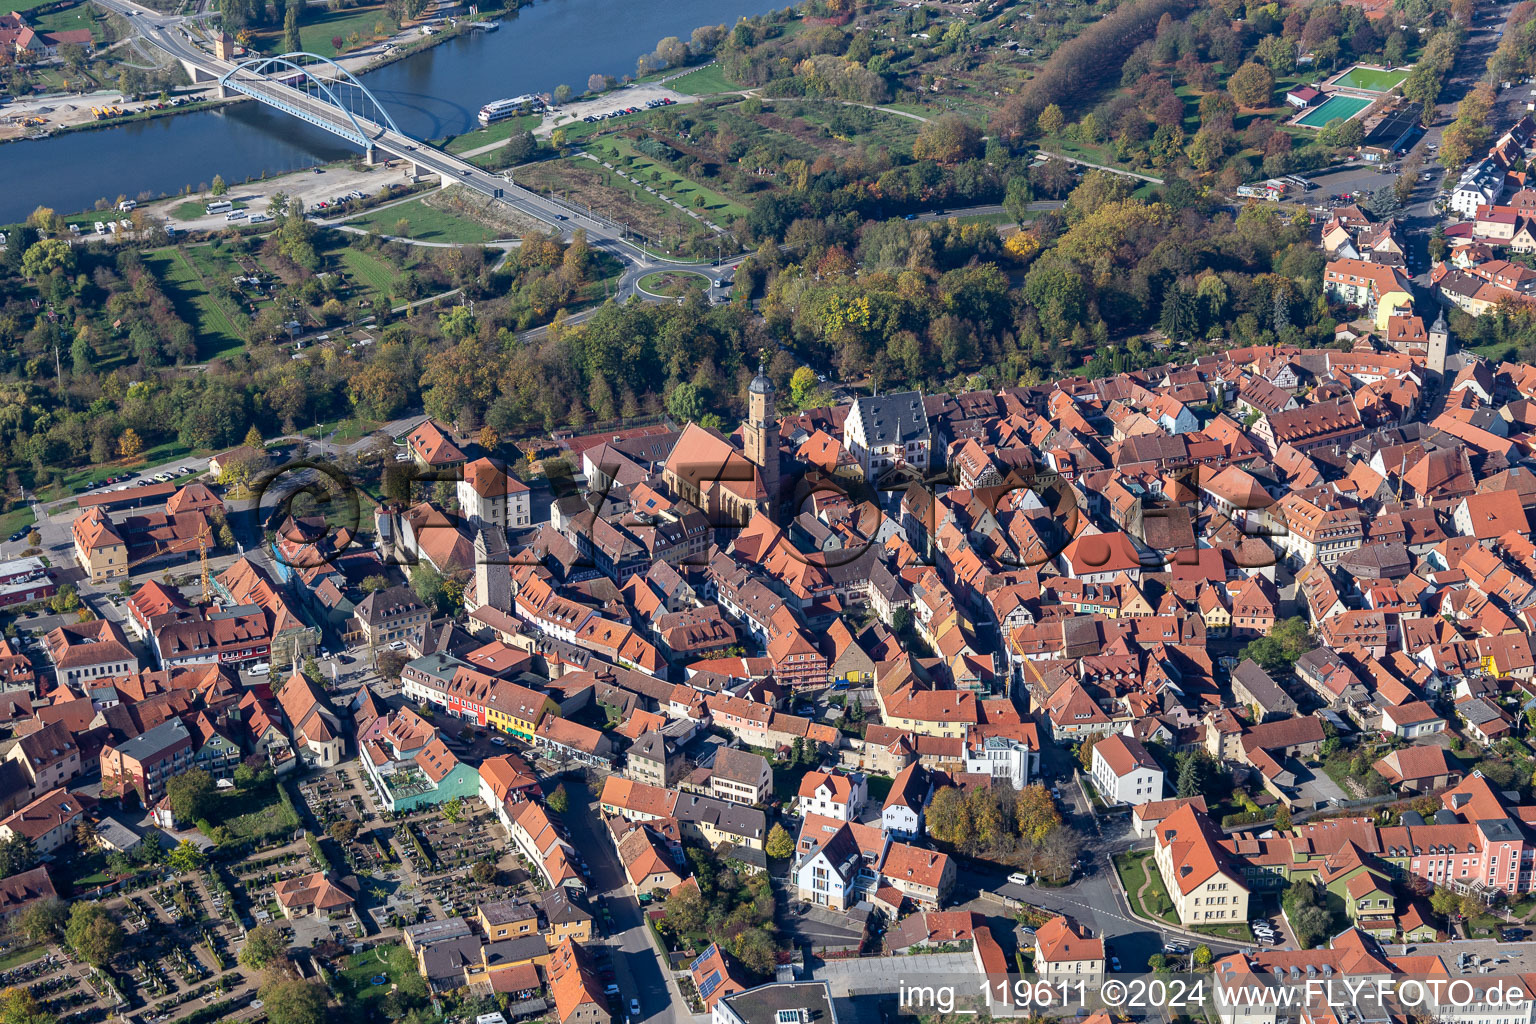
[1331,65,1410,92]
[1298,94,1372,128]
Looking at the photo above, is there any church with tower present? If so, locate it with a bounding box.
[661,365,781,527]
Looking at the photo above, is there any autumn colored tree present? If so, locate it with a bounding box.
[1036,103,1065,135]
[912,114,982,164]
[118,428,142,460]
[1227,62,1274,108]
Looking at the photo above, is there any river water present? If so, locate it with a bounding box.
[0,0,779,223]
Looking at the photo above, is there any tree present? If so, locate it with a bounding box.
[1037,103,1065,135]
[258,978,328,1024]
[1429,886,1461,918]
[1015,784,1063,845]
[926,786,972,845]
[1038,824,1081,880]
[238,923,290,971]
[21,239,74,279]
[47,584,78,615]
[65,903,124,967]
[912,114,982,164]
[74,819,98,851]
[211,174,228,197]
[282,0,301,54]
[360,574,390,593]
[1256,34,1295,72]
[731,928,777,977]
[1273,803,1292,831]
[115,423,142,460]
[1319,116,1364,149]
[587,73,607,94]
[1228,62,1274,108]
[1282,880,1332,948]
[243,424,264,449]
[327,820,359,844]
[410,562,445,611]
[765,824,794,859]
[18,898,66,944]
[1005,232,1040,262]
[168,840,206,873]
[165,768,217,824]
[0,834,39,880]
[471,859,496,884]
[553,83,573,104]
[660,880,706,937]
[548,784,569,814]
[0,987,53,1024]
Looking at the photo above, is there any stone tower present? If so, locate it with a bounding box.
[744,364,779,516]
[472,527,510,615]
[1427,308,1450,380]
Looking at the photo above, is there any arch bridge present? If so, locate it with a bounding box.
[217,51,401,159]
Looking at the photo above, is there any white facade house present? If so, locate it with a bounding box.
[1452,158,1506,218]
[1090,733,1164,806]
[844,391,931,481]
[457,457,531,532]
[964,733,1036,790]
[795,770,867,822]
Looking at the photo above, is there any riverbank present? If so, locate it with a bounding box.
[0,0,791,223]
[0,0,507,145]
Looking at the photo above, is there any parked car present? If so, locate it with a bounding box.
[1007,872,1032,886]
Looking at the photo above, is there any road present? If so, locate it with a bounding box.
[561,780,705,1024]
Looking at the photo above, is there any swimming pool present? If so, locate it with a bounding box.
[1298,94,1373,128]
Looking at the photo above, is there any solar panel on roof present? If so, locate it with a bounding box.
[699,971,723,999]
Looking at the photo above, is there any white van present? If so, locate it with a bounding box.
[226,210,248,221]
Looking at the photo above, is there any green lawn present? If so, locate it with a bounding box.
[666,64,740,96]
[344,198,499,244]
[1115,851,1180,925]
[217,786,300,841]
[254,4,398,57]
[143,247,247,359]
[443,113,541,154]
[0,506,36,539]
[866,774,893,803]
[338,246,409,297]
[28,2,104,42]
[1331,65,1409,92]
[0,945,46,971]
[338,944,428,1002]
[586,137,749,220]
[0,0,58,13]
[638,270,707,297]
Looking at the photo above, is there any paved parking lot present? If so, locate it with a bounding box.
[775,891,869,951]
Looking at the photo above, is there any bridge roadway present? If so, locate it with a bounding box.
[91,0,739,291]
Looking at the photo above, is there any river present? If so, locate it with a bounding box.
[0,0,778,223]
